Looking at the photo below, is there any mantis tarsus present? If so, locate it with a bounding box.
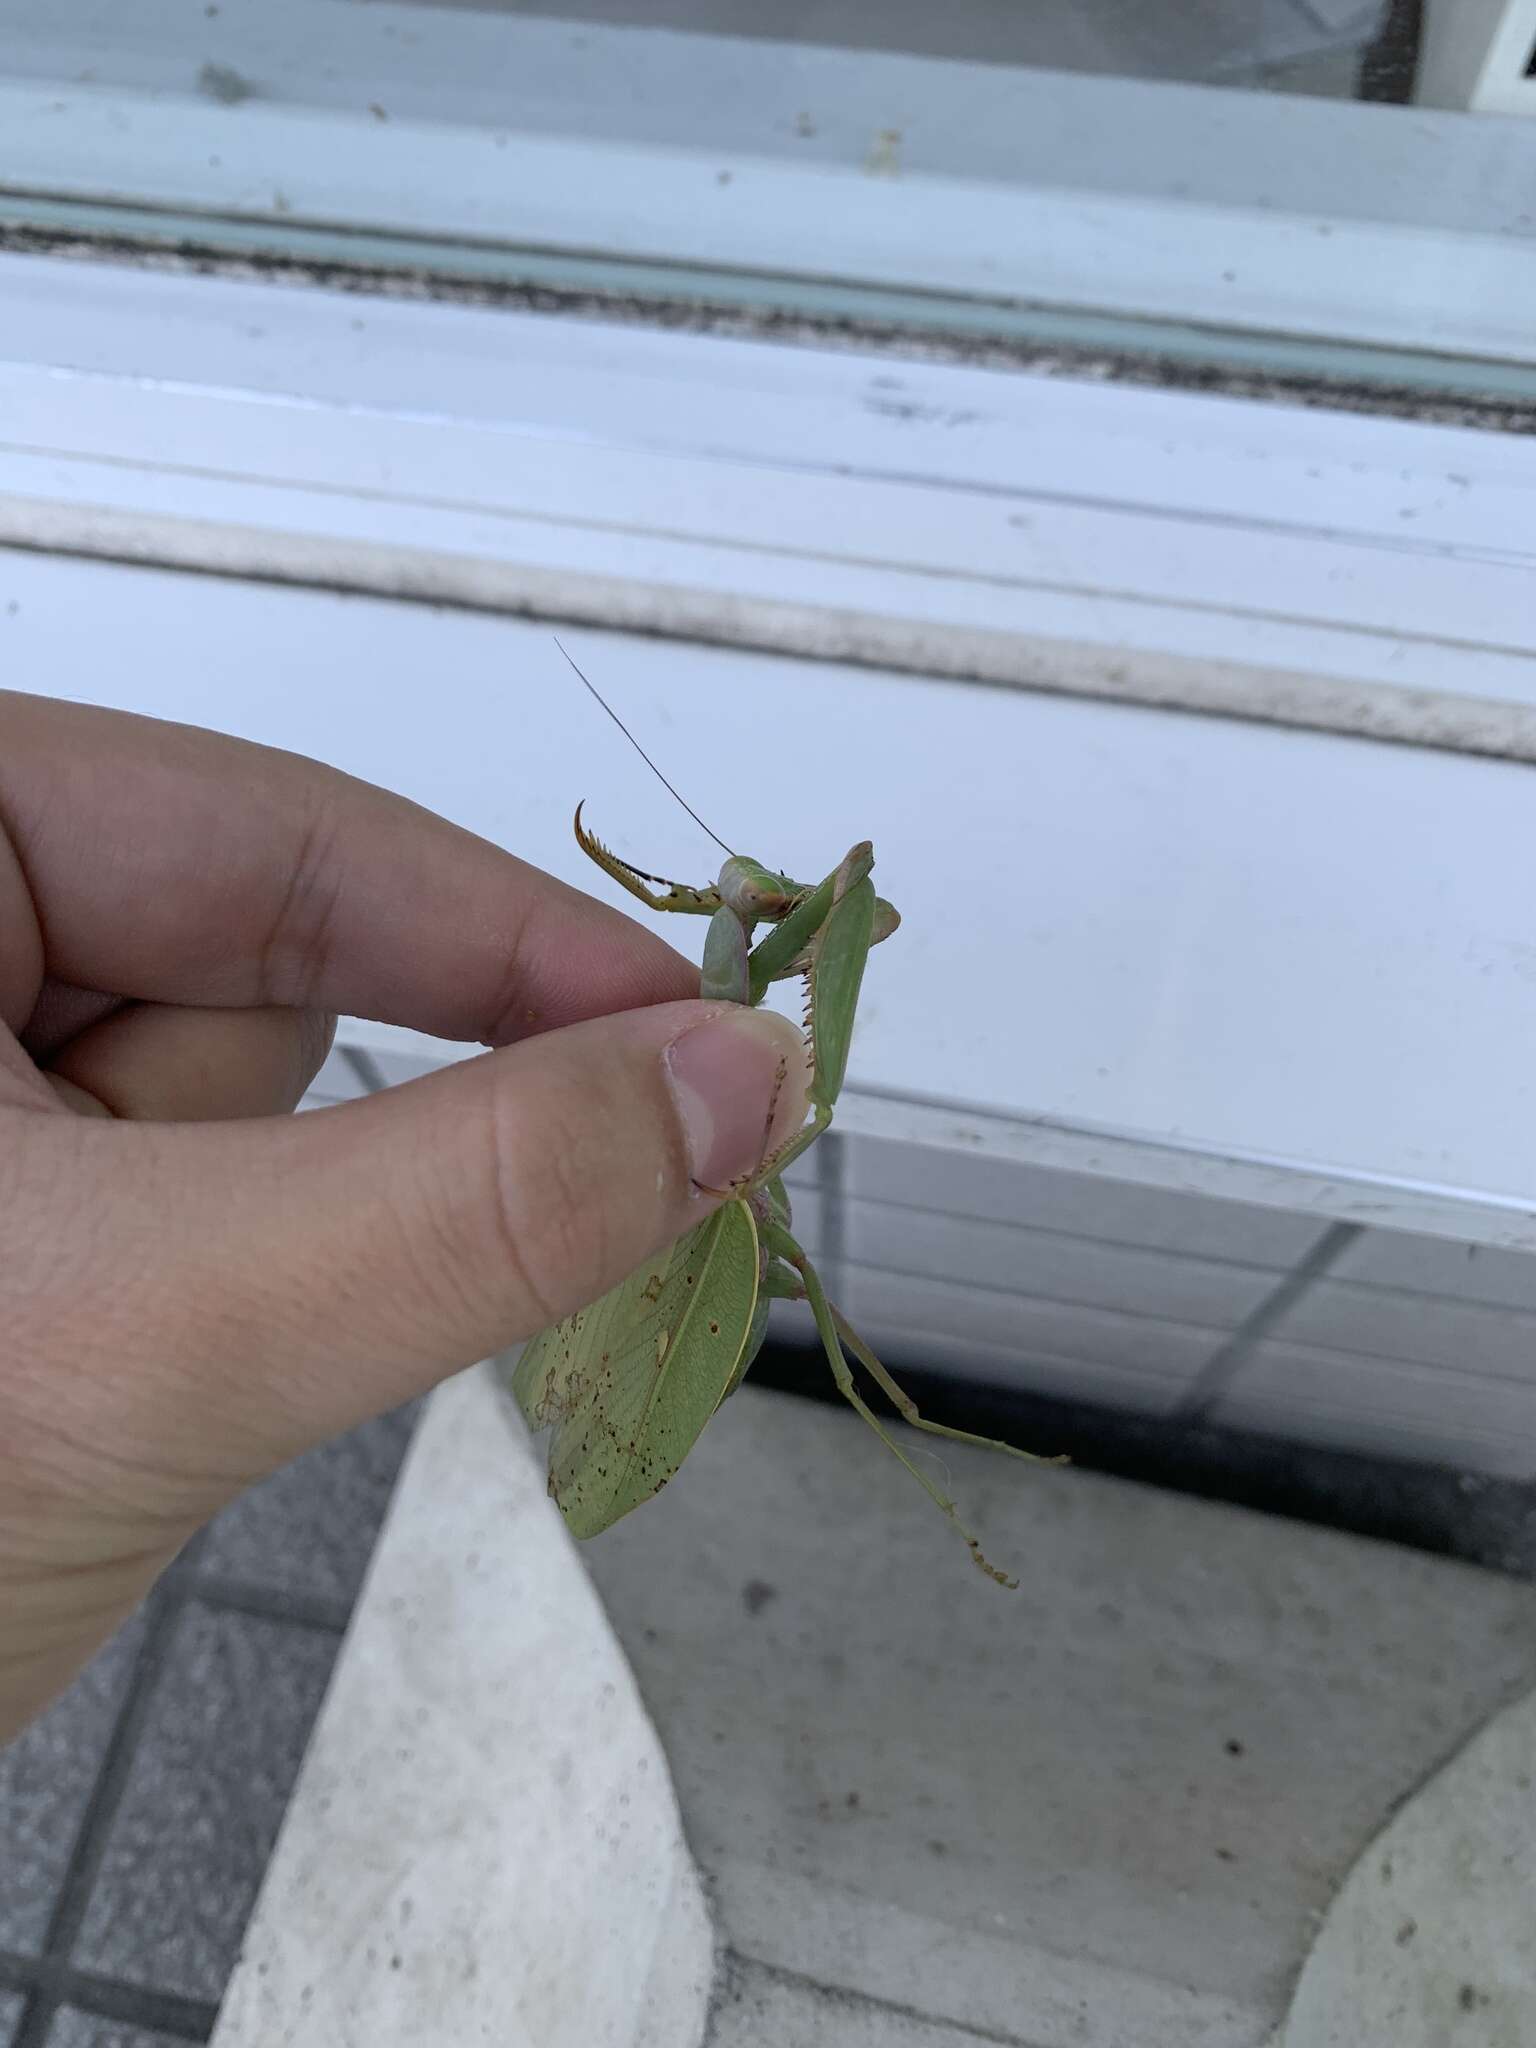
[511,662,1049,1585]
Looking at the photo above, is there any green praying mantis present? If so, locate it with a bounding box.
[511,652,1049,1586]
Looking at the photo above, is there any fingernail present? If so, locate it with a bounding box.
[664,1008,810,1190]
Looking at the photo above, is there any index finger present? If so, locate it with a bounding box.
[0,692,698,1043]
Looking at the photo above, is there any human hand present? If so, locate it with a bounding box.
[0,691,808,1738]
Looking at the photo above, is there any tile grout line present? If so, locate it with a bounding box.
[10,1547,357,2048]
[0,1950,215,2042]
[10,1550,205,2048]
[833,1183,1323,1275]
[187,1572,353,1637]
[709,1949,1039,2047]
[336,1041,389,1095]
[831,1249,1265,1331]
[1176,1221,1365,1424]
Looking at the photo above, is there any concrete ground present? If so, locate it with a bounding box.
[214,1368,1536,2047]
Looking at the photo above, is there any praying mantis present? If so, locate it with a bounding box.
[510,653,1047,1585]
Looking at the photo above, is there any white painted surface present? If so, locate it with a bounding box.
[211,1365,715,2048]
[5,254,1536,763]
[1418,0,1536,116]
[3,0,1536,362]
[10,542,1536,1221]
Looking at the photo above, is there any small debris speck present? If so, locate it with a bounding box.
[198,60,254,104]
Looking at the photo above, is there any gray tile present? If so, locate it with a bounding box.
[843,1134,1323,1268]
[196,1404,419,1609]
[829,1305,1196,1418]
[837,1263,1223,1385]
[1332,1227,1536,1314]
[846,1199,1276,1328]
[46,2012,192,2048]
[831,1310,1187,1425]
[0,1615,146,1953]
[72,1606,339,2002]
[1276,1280,1536,1385]
[1211,1338,1536,1479]
[772,1185,824,1259]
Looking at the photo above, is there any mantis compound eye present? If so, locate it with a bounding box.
[719,855,798,922]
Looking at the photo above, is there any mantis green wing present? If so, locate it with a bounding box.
[511,1200,760,1539]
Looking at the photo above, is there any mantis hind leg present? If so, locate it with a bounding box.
[784,1239,1019,1589]
[832,1309,1064,1473]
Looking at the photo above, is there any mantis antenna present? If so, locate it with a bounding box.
[553,635,736,859]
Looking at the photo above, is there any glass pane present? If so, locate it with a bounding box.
[3,0,1534,399]
[371,0,1400,86]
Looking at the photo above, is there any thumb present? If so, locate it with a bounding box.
[11,1000,810,1522]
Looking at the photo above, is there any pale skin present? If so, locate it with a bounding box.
[0,690,815,1742]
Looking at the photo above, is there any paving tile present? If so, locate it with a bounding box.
[196,1403,419,1609]
[837,1264,1222,1386]
[843,1134,1323,1267]
[1211,1339,1536,1480]
[0,1614,146,1954]
[71,1606,339,2003]
[829,1309,1196,1418]
[45,2012,194,2048]
[772,1186,824,1260]
[846,1199,1275,1328]
[1332,1226,1536,1314]
[1275,1279,1536,1385]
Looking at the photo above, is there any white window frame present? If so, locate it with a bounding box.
[1418,0,1536,116]
[7,246,1536,1254]
[3,0,1536,387]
